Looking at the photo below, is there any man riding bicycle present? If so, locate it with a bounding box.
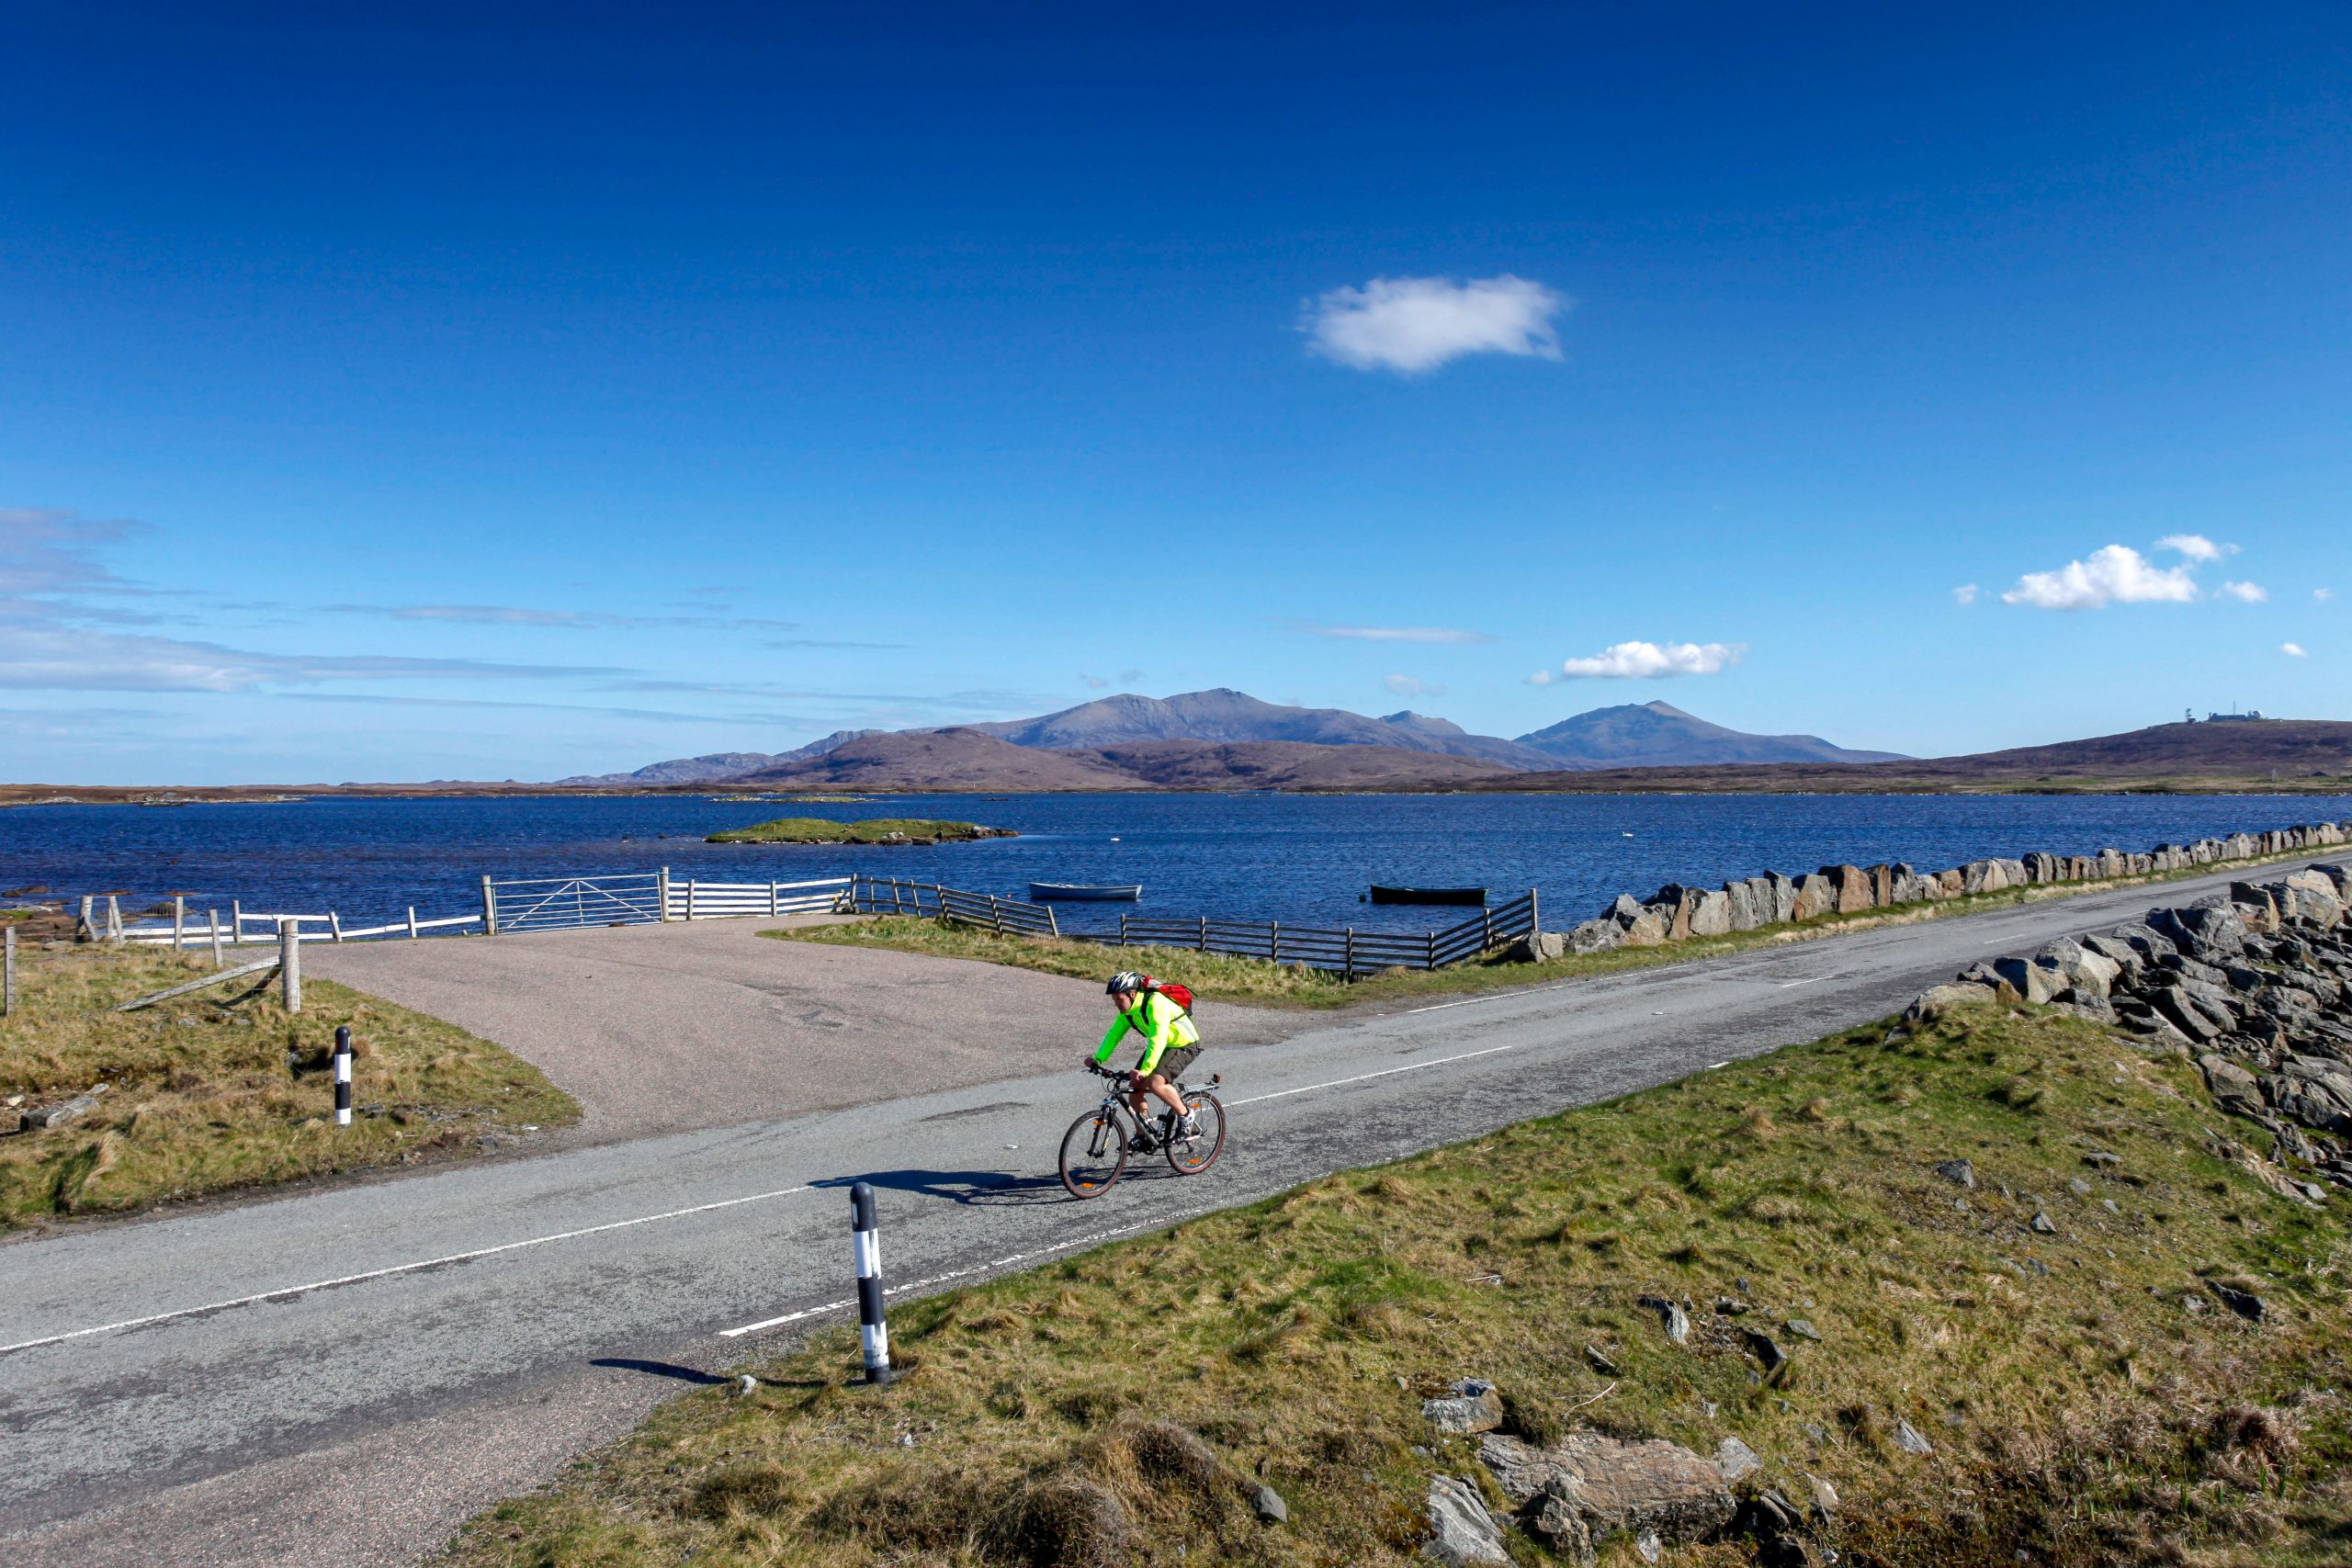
[1090,970,1200,1152]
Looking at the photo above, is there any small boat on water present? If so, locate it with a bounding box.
[1030,883,1142,902]
[1367,885,1487,907]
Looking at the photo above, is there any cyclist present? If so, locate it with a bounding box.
[1090,970,1200,1152]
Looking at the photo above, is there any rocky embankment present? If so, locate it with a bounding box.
[1512,819,2352,961]
[1909,857,2352,1204]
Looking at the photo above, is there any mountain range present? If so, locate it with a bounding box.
[553,690,1902,791]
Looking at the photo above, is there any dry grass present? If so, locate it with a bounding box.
[444,1005,2352,1567]
[0,941,578,1227]
[767,841,2345,1009]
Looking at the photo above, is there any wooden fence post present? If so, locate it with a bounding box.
[209,908,223,965]
[106,896,122,943]
[1046,905,1059,938]
[481,875,499,936]
[657,866,673,921]
[1527,888,1539,936]
[279,919,302,1014]
[173,895,186,951]
[4,925,14,1017]
[1427,931,1437,968]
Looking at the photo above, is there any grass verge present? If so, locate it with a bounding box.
[446,1004,2352,1567]
[0,942,579,1228]
[766,843,2346,1010]
[707,817,1000,844]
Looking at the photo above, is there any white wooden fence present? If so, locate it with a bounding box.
[94,869,854,949]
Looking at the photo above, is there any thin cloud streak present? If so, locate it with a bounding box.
[1303,624,1495,645]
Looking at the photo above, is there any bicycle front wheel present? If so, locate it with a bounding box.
[1059,1109,1129,1198]
[1163,1090,1226,1175]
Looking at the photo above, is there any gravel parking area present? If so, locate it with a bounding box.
[306,917,1274,1134]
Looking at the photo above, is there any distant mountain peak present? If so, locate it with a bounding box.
[1515,703,1901,769]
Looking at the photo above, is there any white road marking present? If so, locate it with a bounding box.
[1777,976,1833,988]
[720,1203,1226,1339]
[1227,1042,1522,1107]
[0,1183,816,1359]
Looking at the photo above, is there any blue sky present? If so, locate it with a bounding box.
[5,2,2348,783]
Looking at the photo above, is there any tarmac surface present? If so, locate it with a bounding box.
[0,863,2304,1566]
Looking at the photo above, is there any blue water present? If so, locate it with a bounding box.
[6,792,2349,934]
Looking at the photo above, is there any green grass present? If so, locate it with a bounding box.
[707,817,998,844]
[444,1003,2352,1568]
[766,840,2346,1010]
[0,942,579,1227]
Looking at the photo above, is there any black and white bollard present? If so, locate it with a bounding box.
[333,1025,353,1127]
[851,1181,894,1384]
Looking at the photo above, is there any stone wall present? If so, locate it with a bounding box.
[1906,860,2352,1200]
[1525,818,2352,962]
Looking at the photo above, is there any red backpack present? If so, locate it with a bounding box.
[1136,976,1194,1015]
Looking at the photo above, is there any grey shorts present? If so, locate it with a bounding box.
[1144,1045,1201,1081]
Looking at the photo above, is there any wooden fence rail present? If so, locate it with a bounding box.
[843,875,1536,976]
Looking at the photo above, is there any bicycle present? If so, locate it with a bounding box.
[1057,1062,1227,1198]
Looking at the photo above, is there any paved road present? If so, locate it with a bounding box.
[0,866,2290,1566]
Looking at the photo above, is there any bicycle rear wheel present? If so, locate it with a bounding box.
[1163,1089,1226,1175]
[1059,1109,1129,1198]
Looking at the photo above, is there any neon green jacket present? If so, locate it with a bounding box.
[1093,989,1199,1074]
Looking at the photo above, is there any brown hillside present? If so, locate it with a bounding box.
[1461,718,2352,794]
[1085,740,1520,790]
[730,728,1152,792]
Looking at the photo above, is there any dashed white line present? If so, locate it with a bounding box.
[1226,1042,1523,1106]
[0,1184,816,1359]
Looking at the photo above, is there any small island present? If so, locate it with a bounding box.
[704,816,1015,846]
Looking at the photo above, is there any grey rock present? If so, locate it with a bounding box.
[2030,1212,2057,1235]
[1784,1318,1822,1341]
[1715,1437,1763,1483]
[1993,954,2069,1006]
[1742,1328,1790,1371]
[1423,1379,1504,1434]
[2208,1281,2266,1322]
[1251,1483,1289,1524]
[1907,982,2000,1021]
[1930,1157,1977,1189]
[1423,1474,1510,1566]
[1479,1431,1736,1551]
[1585,1344,1620,1375]
[1635,1529,1663,1562]
[1636,1293,1691,1346]
[1892,1418,1934,1455]
[2067,1177,2093,1197]
[1566,919,1623,955]
[18,1085,108,1132]
[1689,889,1734,939]
[1508,931,1569,963]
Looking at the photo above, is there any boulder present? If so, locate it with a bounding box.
[1930,1157,1976,1188]
[1479,1431,1736,1552]
[1761,872,1799,923]
[1714,1437,1762,1483]
[1423,1379,1505,1435]
[1567,919,1624,956]
[1251,1484,1288,1524]
[2080,933,2146,981]
[1635,1294,1691,1345]
[1609,894,1647,925]
[1791,874,1835,922]
[2200,1053,2262,1107]
[1423,1475,1510,1566]
[1826,865,1874,914]
[1724,882,1760,933]
[1689,890,1734,939]
[2155,986,2229,1043]
[1507,931,1569,964]
[1620,910,1668,948]
[1936,868,1965,897]
[1991,955,2069,1006]
[1867,863,1894,906]
[1962,859,2009,895]
[2038,937,2120,998]
[1905,982,2000,1021]
[2154,900,2249,962]
[2096,849,2128,878]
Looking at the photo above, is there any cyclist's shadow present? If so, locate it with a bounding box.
[813,1169,1078,1207]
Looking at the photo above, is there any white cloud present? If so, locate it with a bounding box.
[2156,533,2231,562]
[1952,583,1979,606]
[1525,670,1554,686]
[2217,581,2267,604]
[2317,588,2335,602]
[0,624,625,693]
[2282,642,2308,658]
[1303,275,1566,374]
[1381,673,1440,699]
[1306,624,1495,644]
[2000,545,2199,610]
[1557,640,1743,679]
